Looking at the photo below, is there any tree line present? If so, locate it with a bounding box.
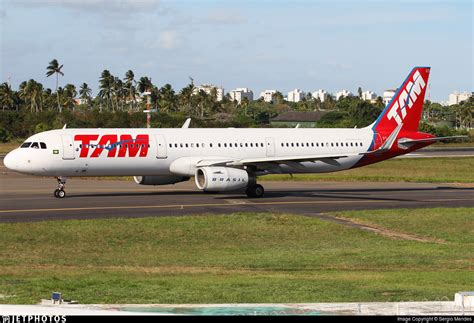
[0,59,472,142]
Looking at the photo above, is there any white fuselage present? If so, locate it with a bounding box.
[4,127,374,177]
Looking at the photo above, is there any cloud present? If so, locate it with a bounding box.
[157,30,180,50]
[205,9,246,25]
[12,0,161,13]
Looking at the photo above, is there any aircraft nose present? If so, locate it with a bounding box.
[3,150,17,171]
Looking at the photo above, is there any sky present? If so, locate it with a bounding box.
[0,0,472,102]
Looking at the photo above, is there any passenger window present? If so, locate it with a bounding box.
[197,143,200,148]
[210,143,213,148]
[218,143,221,147]
[31,142,39,149]
[21,142,31,148]
[185,143,188,148]
[229,143,233,147]
[245,143,248,147]
[169,144,172,148]
[296,143,299,147]
[40,142,47,149]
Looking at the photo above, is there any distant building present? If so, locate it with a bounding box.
[361,90,377,103]
[311,89,329,102]
[229,88,254,103]
[259,90,277,103]
[448,91,472,106]
[194,84,224,101]
[287,89,305,102]
[270,111,327,128]
[335,89,354,101]
[383,89,397,106]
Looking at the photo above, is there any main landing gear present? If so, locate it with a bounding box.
[245,184,264,198]
[54,176,67,198]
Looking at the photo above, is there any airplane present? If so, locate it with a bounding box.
[3,67,466,198]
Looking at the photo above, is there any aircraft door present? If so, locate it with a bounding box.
[155,134,168,159]
[61,135,75,160]
[265,137,275,157]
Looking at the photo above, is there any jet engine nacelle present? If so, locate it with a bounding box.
[195,167,249,191]
[134,175,190,185]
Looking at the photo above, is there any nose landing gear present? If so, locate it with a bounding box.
[54,177,67,198]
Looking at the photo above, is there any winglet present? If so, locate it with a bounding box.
[62,124,67,129]
[182,118,191,128]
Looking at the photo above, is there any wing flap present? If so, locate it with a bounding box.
[225,153,357,166]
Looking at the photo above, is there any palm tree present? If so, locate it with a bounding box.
[0,82,15,111]
[138,77,153,110]
[179,78,195,114]
[98,70,114,110]
[79,83,92,106]
[159,83,176,113]
[63,84,77,111]
[124,70,136,110]
[46,59,64,112]
[19,79,42,112]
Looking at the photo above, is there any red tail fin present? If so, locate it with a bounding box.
[372,67,430,134]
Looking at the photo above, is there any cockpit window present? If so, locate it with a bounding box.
[21,142,32,148]
[30,142,40,149]
[40,142,47,149]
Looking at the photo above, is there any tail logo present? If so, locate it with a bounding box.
[386,70,426,125]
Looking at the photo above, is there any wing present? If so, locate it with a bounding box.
[197,153,358,168]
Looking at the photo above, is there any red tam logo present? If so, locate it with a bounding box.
[74,134,149,158]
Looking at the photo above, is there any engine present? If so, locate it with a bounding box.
[134,175,190,185]
[195,167,250,192]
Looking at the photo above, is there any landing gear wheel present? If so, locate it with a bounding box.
[54,189,66,198]
[246,184,264,198]
[54,176,67,198]
[57,189,66,198]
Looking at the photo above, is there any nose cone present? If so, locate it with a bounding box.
[3,150,16,171]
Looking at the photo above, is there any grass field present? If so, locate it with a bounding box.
[0,208,472,304]
[262,157,474,183]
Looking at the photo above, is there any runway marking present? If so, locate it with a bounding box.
[0,198,472,215]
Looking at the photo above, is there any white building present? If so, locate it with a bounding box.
[311,89,329,102]
[335,89,354,101]
[229,88,254,103]
[361,90,377,103]
[287,89,306,103]
[259,90,277,103]
[448,91,472,106]
[193,84,224,101]
[383,89,397,106]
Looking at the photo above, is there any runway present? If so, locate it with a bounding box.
[1,159,473,223]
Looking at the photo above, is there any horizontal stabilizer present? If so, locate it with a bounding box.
[398,136,468,146]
